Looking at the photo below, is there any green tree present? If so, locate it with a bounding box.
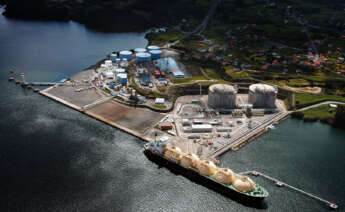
[334,105,345,129]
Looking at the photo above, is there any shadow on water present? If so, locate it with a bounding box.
[144,150,268,210]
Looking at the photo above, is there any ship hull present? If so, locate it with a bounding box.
[144,149,267,209]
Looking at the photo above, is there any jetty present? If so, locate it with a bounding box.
[240,171,338,210]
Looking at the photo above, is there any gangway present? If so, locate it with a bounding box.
[239,171,338,210]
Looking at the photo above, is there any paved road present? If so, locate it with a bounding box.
[297,101,345,111]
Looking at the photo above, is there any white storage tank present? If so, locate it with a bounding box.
[134,48,147,53]
[136,52,151,62]
[105,60,112,67]
[147,45,160,51]
[115,68,126,74]
[248,83,277,108]
[119,50,132,60]
[149,50,162,60]
[208,84,237,109]
[103,71,114,79]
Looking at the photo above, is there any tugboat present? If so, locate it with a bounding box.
[144,136,269,206]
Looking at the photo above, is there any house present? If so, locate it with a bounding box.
[155,98,165,105]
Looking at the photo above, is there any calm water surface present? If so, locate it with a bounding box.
[0,8,345,212]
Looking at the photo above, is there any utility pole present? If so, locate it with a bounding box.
[199,83,202,96]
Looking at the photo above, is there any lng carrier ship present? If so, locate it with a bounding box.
[144,138,269,205]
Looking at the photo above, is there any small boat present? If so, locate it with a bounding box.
[266,124,275,130]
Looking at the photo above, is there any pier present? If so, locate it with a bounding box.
[28,82,61,86]
[240,171,338,210]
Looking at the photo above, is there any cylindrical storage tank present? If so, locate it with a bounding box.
[115,68,126,74]
[136,52,151,62]
[134,48,147,53]
[233,175,256,193]
[117,73,127,85]
[100,64,107,72]
[105,60,112,67]
[149,50,162,60]
[198,160,217,176]
[103,71,114,79]
[248,84,277,108]
[110,53,117,62]
[147,45,160,51]
[116,58,121,65]
[119,50,132,60]
[215,168,236,184]
[180,153,199,168]
[208,84,237,109]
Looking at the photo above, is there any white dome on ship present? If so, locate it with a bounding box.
[180,153,199,168]
[198,160,217,176]
[215,168,236,184]
[233,175,256,193]
[164,145,182,161]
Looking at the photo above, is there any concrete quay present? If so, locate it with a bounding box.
[207,111,291,158]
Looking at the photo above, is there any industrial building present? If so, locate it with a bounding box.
[208,84,237,110]
[248,84,277,108]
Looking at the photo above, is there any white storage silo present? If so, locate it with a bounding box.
[208,84,237,109]
[119,50,132,60]
[248,84,277,108]
[149,50,162,60]
[136,52,151,62]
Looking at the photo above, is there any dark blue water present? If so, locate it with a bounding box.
[1,9,345,212]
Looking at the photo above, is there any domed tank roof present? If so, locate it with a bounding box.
[147,45,160,50]
[149,50,162,54]
[249,83,276,93]
[120,50,132,55]
[209,84,237,94]
[233,175,256,193]
[134,48,147,53]
[136,52,151,58]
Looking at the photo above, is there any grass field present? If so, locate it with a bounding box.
[204,68,221,79]
[295,93,345,106]
[173,76,207,84]
[151,104,167,110]
[302,104,337,119]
